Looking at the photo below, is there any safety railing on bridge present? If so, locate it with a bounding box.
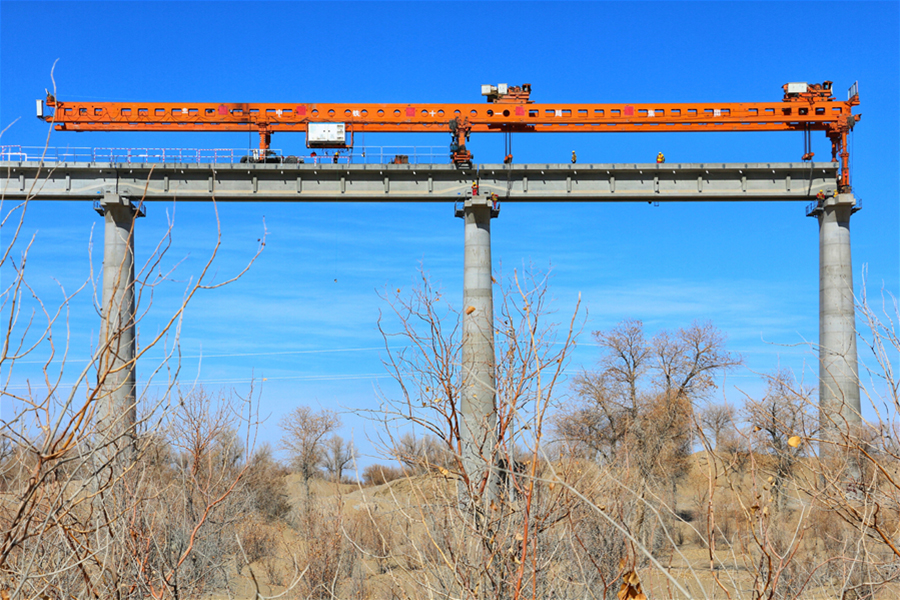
[1,145,450,165]
[1,146,240,163]
[91,147,239,163]
[341,146,447,165]
[1,145,92,162]
[806,196,862,217]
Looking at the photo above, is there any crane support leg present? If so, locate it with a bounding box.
[456,194,499,518]
[839,131,851,190]
[94,193,141,485]
[816,193,861,449]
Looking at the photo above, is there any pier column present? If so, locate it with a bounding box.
[813,192,861,440]
[455,194,500,512]
[95,193,142,476]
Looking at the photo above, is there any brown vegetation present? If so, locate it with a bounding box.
[3,154,899,598]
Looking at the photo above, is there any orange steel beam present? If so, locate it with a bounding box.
[41,100,856,133]
[39,85,860,187]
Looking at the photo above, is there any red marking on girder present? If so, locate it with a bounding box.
[515,106,525,116]
[296,105,307,116]
[217,105,228,115]
[624,106,634,117]
[406,107,416,117]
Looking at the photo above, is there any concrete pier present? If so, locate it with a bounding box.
[94,193,140,475]
[813,193,861,437]
[456,195,500,512]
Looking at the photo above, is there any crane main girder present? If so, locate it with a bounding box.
[37,82,860,187]
[42,100,854,134]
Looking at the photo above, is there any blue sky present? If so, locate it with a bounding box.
[1,1,898,466]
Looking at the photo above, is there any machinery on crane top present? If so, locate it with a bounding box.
[36,80,861,189]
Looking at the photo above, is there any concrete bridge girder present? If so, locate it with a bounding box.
[1,162,838,203]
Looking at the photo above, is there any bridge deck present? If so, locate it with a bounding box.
[0,162,838,202]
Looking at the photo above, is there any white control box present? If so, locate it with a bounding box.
[308,122,347,145]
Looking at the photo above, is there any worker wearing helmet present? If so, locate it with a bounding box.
[571,151,577,164]
[657,152,665,164]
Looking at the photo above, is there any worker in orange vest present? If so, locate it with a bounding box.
[657,152,665,164]
[571,151,577,164]
[504,154,513,164]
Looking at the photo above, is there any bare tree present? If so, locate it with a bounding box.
[744,369,817,509]
[698,401,737,451]
[555,319,740,548]
[279,405,341,501]
[392,431,452,474]
[322,434,355,482]
[370,266,582,600]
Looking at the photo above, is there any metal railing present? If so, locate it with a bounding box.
[805,200,822,217]
[1,145,94,162]
[342,146,447,164]
[91,147,239,163]
[1,145,450,165]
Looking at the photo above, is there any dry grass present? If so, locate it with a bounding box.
[210,451,898,600]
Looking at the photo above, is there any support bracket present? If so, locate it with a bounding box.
[94,193,146,217]
[454,194,500,219]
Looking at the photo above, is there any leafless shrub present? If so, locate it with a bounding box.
[362,463,405,486]
[287,496,357,600]
[392,431,453,474]
[0,115,266,596]
[244,442,291,522]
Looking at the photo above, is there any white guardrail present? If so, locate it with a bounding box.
[0,145,450,165]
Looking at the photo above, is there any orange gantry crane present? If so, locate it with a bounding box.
[37,81,860,189]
